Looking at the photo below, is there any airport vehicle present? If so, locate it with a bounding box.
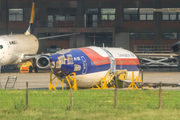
[0,0,77,72]
[36,46,140,88]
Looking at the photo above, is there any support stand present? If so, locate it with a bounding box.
[49,73,77,90]
[49,73,60,90]
[91,77,108,89]
[127,71,138,90]
[65,73,77,90]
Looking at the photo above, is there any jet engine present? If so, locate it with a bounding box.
[36,55,51,69]
[172,41,180,54]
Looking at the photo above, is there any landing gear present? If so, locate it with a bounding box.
[32,58,38,73]
[28,59,38,73]
[34,66,38,73]
[28,65,38,73]
[29,66,33,73]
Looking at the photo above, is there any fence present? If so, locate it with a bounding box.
[24,82,165,110]
[1,82,179,111]
[1,83,180,119]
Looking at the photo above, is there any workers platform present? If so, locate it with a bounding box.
[134,45,179,68]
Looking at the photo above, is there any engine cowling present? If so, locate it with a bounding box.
[36,55,51,69]
[172,41,180,54]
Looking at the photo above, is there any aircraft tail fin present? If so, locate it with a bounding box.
[25,0,35,35]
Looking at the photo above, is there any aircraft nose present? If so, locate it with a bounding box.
[50,53,75,76]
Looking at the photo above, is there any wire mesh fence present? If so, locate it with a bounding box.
[1,88,180,111]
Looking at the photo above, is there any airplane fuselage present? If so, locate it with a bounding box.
[0,34,39,66]
[37,46,140,88]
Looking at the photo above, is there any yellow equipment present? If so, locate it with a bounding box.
[127,71,149,90]
[49,72,77,90]
[127,71,138,90]
[91,77,109,89]
[18,61,33,73]
[49,73,60,90]
[91,69,128,89]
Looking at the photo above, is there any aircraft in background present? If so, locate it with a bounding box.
[0,0,78,72]
[36,46,140,88]
[172,42,180,55]
[171,42,180,65]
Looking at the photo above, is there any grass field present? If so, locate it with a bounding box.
[0,89,180,120]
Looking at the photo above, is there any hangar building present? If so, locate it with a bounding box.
[0,0,179,53]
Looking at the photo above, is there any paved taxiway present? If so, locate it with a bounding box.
[1,68,180,90]
[0,70,65,89]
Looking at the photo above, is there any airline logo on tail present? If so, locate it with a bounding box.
[25,0,35,35]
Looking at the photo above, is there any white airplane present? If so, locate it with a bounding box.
[0,0,78,72]
[36,46,140,88]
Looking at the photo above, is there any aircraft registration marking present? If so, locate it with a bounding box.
[9,41,18,45]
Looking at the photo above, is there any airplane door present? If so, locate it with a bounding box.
[81,56,87,74]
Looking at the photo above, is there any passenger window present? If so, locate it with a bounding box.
[0,45,3,49]
[67,54,74,64]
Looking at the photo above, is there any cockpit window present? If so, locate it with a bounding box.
[0,45,3,49]
[67,54,74,64]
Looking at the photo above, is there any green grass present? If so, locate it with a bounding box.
[1,89,180,120]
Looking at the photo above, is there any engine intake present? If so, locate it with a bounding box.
[172,41,180,54]
[36,55,51,69]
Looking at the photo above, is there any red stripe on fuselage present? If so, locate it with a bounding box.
[79,47,139,66]
[79,47,110,65]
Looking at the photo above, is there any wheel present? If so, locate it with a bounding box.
[34,66,38,73]
[29,66,33,73]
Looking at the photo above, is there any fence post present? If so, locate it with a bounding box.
[70,89,73,110]
[159,82,162,109]
[141,69,143,82]
[114,88,117,109]
[115,75,118,88]
[26,82,28,110]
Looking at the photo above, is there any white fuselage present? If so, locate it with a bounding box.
[76,47,140,87]
[49,46,140,87]
[0,34,39,66]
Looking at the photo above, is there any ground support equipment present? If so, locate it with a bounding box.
[49,72,77,90]
[5,76,17,89]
